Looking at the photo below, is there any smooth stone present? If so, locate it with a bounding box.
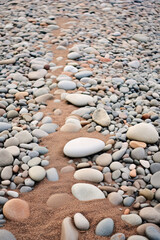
[4,137,19,147]
[150,163,160,174]
[6,146,20,157]
[65,94,93,107]
[140,207,160,224]
[110,162,124,171]
[0,197,8,205]
[33,146,48,155]
[112,148,127,161]
[139,189,154,200]
[75,71,92,79]
[127,123,159,144]
[92,108,110,127]
[153,152,160,163]
[28,157,41,167]
[63,137,105,158]
[128,60,140,68]
[3,199,30,221]
[28,69,47,80]
[0,123,12,132]
[7,191,19,198]
[74,213,90,230]
[60,166,75,174]
[46,168,59,181]
[74,168,103,183]
[32,112,44,121]
[47,193,72,209]
[0,149,13,167]
[121,214,142,226]
[40,123,58,134]
[67,52,81,60]
[95,218,114,236]
[155,189,160,202]
[127,236,148,240]
[96,153,112,167]
[35,94,53,103]
[32,129,48,138]
[58,81,76,90]
[60,123,81,133]
[0,230,16,240]
[15,130,32,144]
[110,233,125,240]
[130,141,146,149]
[71,183,105,201]
[133,34,148,42]
[137,223,160,235]
[29,166,46,181]
[61,216,79,240]
[151,171,160,188]
[1,166,12,180]
[0,58,16,65]
[123,197,135,207]
[42,116,52,124]
[131,147,146,160]
[145,226,160,240]
[108,192,123,205]
[64,65,78,73]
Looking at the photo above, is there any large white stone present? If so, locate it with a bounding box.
[65,94,94,107]
[74,168,103,183]
[127,123,159,143]
[72,183,105,201]
[92,108,111,127]
[63,137,105,158]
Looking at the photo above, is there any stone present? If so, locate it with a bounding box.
[0,197,8,205]
[74,168,103,183]
[139,189,154,200]
[0,230,16,240]
[28,157,41,167]
[6,146,20,157]
[61,216,79,240]
[0,123,12,132]
[153,152,160,163]
[121,214,142,226]
[151,171,160,188]
[0,58,16,65]
[95,218,114,236]
[112,148,127,161]
[63,137,105,158]
[75,71,92,79]
[47,193,72,209]
[110,233,125,240]
[133,34,148,42]
[139,207,160,224]
[67,52,81,60]
[46,168,59,181]
[96,153,112,167]
[155,188,160,202]
[60,123,81,133]
[137,223,160,236]
[108,192,123,205]
[129,141,146,149]
[58,81,76,90]
[145,226,160,240]
[4,137,19,147]
[126,123,159,144]
[131,147,146,160]
[28,69,47,80]
[92,108,110,127]
[150,163,160,174]
[3,199,30,221]
[29,166,46,181]
[15,130,32,144]
[40,123,58,134]
[1,166,12,180]
[0,149,13,167]
[32,129,48,138]
[123,197,135,207]
[71,183,105,201]
[65,94,93,107]
[127,236,148,240]
[74,213,90,230]
[35,94,53,103]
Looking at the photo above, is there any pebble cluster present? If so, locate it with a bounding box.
[0,0,160,239]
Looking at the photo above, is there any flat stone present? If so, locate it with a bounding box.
[32,129,48,138]
[123,197,135,207]
[108,192,123,205]
[127,236,148,240]
[96,153,112,167]
[4,137,19,147]
[127,123,159,144]
[29,166,46,181]
[61,216,79,240]
[121,214,142,226]
[92,108,110,127]
[75,71,92,79]
[0,149,13,167]
[47,193,72,209]
[28,157,41,167]
[74,168,103,183]
[150,163,160,174]
[95,218,114,236]
[0,230,16,240]
[139,207,160,224]
[0,123,12,132]
[40,123,58,134]
[3,199,30,221]
[63,137,105,158]
[46,168,59,181]
[74,213,90,230]
[65,94,93,107]
[15,130,32,144]
[151,171,160,188]
[71,183,105,201]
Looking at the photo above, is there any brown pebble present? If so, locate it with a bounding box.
[130,141,146,149]
[14,176,24,184]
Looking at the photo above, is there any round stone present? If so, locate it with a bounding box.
[127,123,159,144]
[3,199,30,221]
[0,230,16,240]
[131,147,146,160]
[151,171,160,188]
[95,218,114,236]
[1,166,12,180]
[123,197,135,207]
[58,81,76,90]
[74,168,103,183]
[96,153,112,167]
[139,207,160,224]
[71,183,105,201]
[29,166,46,181]
[63,137,105,158]
[108,192,123,205]
[28,157,41,167]
[121,214,142,226]
[47,193,72,209]
[74,213,90,230]
[0,149,13,167]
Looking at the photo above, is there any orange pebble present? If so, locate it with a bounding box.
[124,208,130,215]
[130,169,137,178]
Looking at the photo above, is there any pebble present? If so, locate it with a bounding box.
[29,166,46,181]
[65,93,93,107]
[110,233,125,240]
[127,236,148,240]
[46,168,59,181]
[15,130,32,144]
[71,183,105,201]
[145,226,160,240]
[0,123,12,132]
[0,230,16,240]
[74,168,103,183]
[96,153,112,167]
[63,137,105,158]
[61,216,79,240]
[0,149,13,167]
[95,218,114,236]
[121,214,142,226]
[74,213,90,231]
[151,171,160,188]
[92,108,111,127]
[108,192,123,205]
[40,123,58,134]
[139,207,160,224]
